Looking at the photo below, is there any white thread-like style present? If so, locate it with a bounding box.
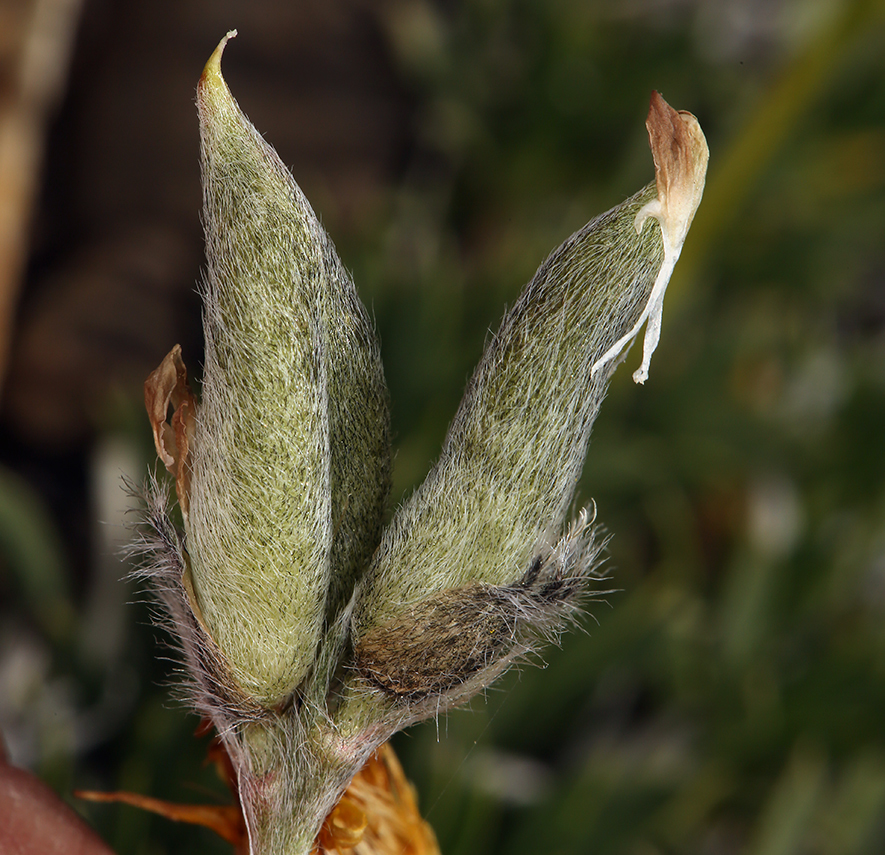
[590,197,679,384]
[590,92,709,384]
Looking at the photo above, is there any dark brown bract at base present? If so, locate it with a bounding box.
[354,556,584,700]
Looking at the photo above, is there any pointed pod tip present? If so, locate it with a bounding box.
[200,29,238,89]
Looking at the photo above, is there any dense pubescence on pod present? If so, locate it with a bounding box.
[350,94,707,708]
[354,518,606,701]
[128,476,266,723]
[184,34,390,708]
[351,184,662,643]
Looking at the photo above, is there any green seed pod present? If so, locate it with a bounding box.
[352,93,708,695]
[185,32,390,708]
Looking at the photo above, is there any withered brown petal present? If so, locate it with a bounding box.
[313,743,439,855]
[318,795,367,850]
[171,397,195,518]
[144,344,197,516]
[645,91,708,247]
[75,789,247,848]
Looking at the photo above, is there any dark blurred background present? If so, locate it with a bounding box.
[1,0,885,852]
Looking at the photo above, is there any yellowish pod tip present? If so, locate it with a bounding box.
[200,29,238,89]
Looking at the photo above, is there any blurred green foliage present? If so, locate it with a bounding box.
[5,0,885,852]
[370,2,885,853]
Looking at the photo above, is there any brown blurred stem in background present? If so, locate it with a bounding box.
[0,0,83,398]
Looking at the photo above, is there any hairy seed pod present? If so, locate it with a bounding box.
[186,32,391,708]
[353,92,708,663]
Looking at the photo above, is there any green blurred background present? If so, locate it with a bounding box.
[2,0,885,852]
